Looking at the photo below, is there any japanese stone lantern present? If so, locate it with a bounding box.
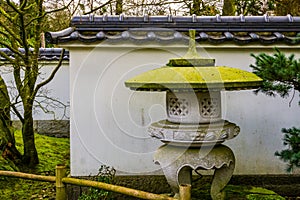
[125,30,262,199]
[125,30,262,147]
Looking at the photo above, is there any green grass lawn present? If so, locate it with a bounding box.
[0,131,70,199]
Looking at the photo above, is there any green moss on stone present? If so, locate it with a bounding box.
[125,66,262,91]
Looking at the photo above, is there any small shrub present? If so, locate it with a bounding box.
[79,165,116,200]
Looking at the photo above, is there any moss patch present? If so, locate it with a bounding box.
[0,131,70,199]
[246,187,285,200]
[192,184,285,200]
[125,66,262,91]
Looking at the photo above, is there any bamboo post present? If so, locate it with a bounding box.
[56,165,67,200]
[179,184,191,200]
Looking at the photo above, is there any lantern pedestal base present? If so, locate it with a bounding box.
[154,144,235,199]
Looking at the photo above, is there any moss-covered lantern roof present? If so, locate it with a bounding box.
[125,30,262,91]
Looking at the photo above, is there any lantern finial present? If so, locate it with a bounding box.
[166,29,215,67]
[184,29,200,59]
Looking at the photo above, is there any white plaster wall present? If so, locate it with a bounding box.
[35,62,70,120]
[0,61,69,120]
[68,44,300,176]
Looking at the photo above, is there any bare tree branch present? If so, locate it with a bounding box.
[20,0,28,10]
[33,49,66,97]
[6,0,24,15]
[0,51,17,66]
[0,41,25,60]
[10,102,24,123]
[0,82,24,122]
[0,6,20,29]
[25,0,73,28]
[34,94,69,120]
[69,0,82,16]
[84,0,113,15]
[13,61,23,100]
[0,21,24,47]
[46,0,73,14]
[125,0,187,8]
[16,9,30,72]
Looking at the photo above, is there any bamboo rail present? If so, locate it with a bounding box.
[0,165,191,200]
[0,170,56,182]
[62,177,176,200]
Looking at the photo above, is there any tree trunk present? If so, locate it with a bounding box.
[0,76,22,166]
[191,0,201,15]
[223,0,235,15]
[115,0,123,15]
[22,104,39,167]
[0,116,23,166]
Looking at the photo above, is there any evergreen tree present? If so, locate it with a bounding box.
[250,48,300,172]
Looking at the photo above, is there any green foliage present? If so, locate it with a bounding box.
[250,48,300,103]
[234,0,275,15]
[189,0,220,16]
[250,49,300,172]
[79,165,116,200]
[275,127,300,172]
[273,0,300,16]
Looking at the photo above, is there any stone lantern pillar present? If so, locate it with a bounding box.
[125,30,262,199]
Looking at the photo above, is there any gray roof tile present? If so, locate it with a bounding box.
[0,48,69,61]
[45,15,300,45]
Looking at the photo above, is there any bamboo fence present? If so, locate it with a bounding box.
[0,165,191,200]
